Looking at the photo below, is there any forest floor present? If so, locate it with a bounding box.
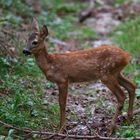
[0,0,140,139]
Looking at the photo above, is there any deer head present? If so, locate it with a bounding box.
[23,18,48,55]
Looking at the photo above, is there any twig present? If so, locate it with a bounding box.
[0,119,140,140]
[0,120,135,140]
[42,133,58,140]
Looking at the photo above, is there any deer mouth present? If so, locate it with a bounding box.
[23,49,31,56]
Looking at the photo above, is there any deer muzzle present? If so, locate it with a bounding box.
[23,49,31,56]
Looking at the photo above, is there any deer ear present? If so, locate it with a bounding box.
[40,25,48,39]
[32,18,39,32]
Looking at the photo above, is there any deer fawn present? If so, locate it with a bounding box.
[23,18,136,135]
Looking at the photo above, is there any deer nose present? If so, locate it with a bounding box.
[23,49,31,55]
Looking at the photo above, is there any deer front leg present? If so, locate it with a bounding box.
[58,81,68,132]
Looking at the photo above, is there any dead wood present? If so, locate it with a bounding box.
[0,119,140,140]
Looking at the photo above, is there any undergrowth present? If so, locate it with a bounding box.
[111,15,140,84]
[111,15,140,138]
[0,56,59,136]
[0,0,140,139]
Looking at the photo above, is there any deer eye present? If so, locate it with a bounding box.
[32,41,38,45]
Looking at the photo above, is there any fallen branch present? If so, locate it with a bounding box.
[1,109,140,139]
[0,120,140,140]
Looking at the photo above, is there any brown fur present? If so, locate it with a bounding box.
[35,45,129,83]
[23,19,136,135]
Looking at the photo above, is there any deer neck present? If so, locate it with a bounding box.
[34,43,49,73]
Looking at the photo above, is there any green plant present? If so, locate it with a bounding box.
[111,16,140,57]
[111,18,140,138]
[0,0,34,26]
[114,0,131,7]
[1,0,140,138]
[111,16,140,80]
[116,124,136,138]
[0,56,60,137]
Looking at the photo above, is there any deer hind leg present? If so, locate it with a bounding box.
[118,74,136,121]
[58,80,68,132]
[101,76,126,135]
